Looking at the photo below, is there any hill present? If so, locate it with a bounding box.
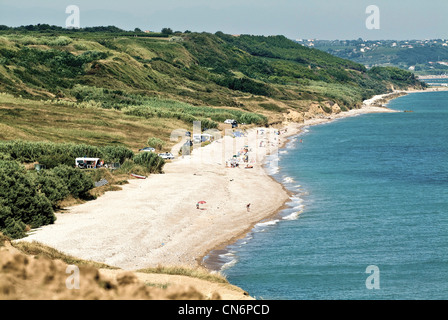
[0,27,424,129]
[310,39,448,76]
[0,26,425,240]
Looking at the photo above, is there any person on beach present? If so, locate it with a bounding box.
[246,203,251,212]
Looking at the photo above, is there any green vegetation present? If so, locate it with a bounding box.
[0,27,424,117]
[0,92,186,151]
[147,137,165,150]
[133,152,165,173]
[0,160,55,238]
[313,39,448,76]
[0,26,425,239]
[0,140,166,238]
[0,140,133,164]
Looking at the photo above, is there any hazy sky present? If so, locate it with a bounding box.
[1,0,447,40]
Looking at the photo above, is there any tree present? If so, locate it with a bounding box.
[134,27,142,33]
[161,28,173,35]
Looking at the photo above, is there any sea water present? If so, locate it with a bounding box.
[221,91,448,300]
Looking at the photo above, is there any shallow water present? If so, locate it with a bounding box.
[219,91,448,300]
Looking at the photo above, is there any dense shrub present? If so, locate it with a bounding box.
[51,165,95,199]
[133,152,165,173]
[147,137,165,150]
[0,201,26,239]
[34,170,70,207]
[116,159,148,176]
[37,153,73,169]
[100,145,134,164]
[0,160,55,239]
[0,141,133,165]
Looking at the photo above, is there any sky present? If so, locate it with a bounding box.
[1,0,447,40]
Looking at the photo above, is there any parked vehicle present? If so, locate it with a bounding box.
[139,147,156,152]
[158,152,175,160]
[75,157,101,169]
[224,119,235,124]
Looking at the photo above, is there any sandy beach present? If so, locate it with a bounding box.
[19,90,418,271]
[21,124,299,270]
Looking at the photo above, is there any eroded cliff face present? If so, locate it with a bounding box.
[283,101,342,123]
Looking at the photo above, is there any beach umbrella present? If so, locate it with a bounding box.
[197,201,206,204]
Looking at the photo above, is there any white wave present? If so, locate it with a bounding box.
[282,211,302,221]
[283,176,294,183]
[267,166,279,175]
[219,254,238,271]
[289,195,302,203]
[255,219,279,229]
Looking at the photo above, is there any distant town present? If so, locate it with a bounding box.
[297,38,448,76]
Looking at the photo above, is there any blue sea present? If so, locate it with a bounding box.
[212,91,448,300]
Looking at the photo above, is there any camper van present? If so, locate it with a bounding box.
[75,157,101,169]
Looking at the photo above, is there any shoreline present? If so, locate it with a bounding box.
[200,87,437,272]
[17,88,434,274]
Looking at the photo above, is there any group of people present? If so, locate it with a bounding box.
[226,146,254,168]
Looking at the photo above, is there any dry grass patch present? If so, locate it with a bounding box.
[12,240,118,270]
[137,265,229,284]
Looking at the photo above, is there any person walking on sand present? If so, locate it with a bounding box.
[246,203,251,212]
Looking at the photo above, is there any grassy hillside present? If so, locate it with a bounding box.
[0,27,425,238]
[0,28,424,124]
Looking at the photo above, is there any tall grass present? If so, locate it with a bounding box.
[12,240,118,269]
[0,140,134,164]
[137,266,229,284]
[122,98,267,127]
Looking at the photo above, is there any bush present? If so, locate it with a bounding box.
[0,141,133,165]
[133,152,165,173]
[34,170,70,207]
[0,201,26,239]
[0,160,55,239]
[37,154,73,169]
[116,159,148,176]
[101,145,134,164]
[48,36,73,46]
[52,165,94,199]
[147,137,165,150]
